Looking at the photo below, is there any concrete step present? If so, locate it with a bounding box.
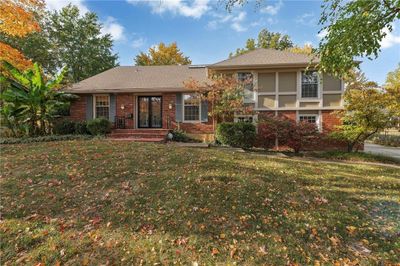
[113,129,169,134]
[108,132,167,139]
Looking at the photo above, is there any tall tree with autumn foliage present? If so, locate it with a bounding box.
[330,71,398,152]
[0,0,44,71]
[135,42,191,66]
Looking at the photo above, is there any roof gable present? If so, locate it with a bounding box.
[209,48,319,69]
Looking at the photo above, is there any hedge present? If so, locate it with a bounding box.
[216,122,256,149]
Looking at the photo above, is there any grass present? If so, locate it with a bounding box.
[1,140,399,265]
[306,150,400,165]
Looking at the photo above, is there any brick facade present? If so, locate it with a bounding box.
[69,95,87,121]
[116,93,135,129]
[68,93,349,150]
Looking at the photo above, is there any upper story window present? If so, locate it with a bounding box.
[94,95,109,119]
[237,72,254,101]
[183,93,200,121]
[301,71,319,98]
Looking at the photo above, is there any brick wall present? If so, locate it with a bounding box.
[322,110,341,132]
[256,110,351,151]
[69,95,86,121]
[116,93,135,128]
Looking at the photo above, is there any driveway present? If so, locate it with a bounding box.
[364,143,400,160]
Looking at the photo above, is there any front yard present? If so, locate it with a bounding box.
[0,140,399,265]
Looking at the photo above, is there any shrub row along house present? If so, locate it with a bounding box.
[66,49,344,145]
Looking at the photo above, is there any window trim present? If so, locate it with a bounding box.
[93,94,110,119]
[297,113,321,131]
[300,70,320,99]
[182,93,201,123]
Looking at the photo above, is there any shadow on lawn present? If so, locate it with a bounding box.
[1,142,399,264]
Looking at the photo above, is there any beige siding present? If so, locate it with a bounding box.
[258,95,275,108]
[300,102,320,108]
[258,73,275,93]
[299,110,319,115]
[278,72,297,92]
[323,94,342,107]
[279,95,296,107]
[323,74,341,91]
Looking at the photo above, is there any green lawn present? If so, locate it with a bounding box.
[1,140,399,265]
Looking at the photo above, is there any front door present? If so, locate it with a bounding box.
[138,96,162,128]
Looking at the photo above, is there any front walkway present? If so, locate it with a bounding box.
[364,143,400,160]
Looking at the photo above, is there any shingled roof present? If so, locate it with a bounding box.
[209,48,319,69]
[65,65,208,93]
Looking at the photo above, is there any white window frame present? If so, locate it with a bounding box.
[300,70,320,99]
[234,114,257,123]
[93,94,110,119]
[182,93,201,123]
[297,113,321,131]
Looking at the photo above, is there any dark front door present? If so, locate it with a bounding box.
[138,96,162,128]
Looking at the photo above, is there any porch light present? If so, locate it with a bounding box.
[120,104,125,110]
[168,103,173,110]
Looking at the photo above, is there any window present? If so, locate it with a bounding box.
[234,115,254,123]
[183,93,200,121]
[301,71,319,98]
[238,72,254,101]
[94,95,110,119]
[299,115,317,124]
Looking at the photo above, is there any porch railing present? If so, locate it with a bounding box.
[114,116,126,129]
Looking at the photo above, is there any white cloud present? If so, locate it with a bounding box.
[231,11,247,32]
[207,11,247,32]
[296,12,317,26]
[128,0,210,19]
[101,17,125,41]
[381,27,400,49]
[260,0,283,15]
[131,37,146,48]
[45,0,89,14]
[317,29,328,39]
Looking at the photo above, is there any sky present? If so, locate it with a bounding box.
[45,0,400,85]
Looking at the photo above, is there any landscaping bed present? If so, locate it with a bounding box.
[1,140,399,264]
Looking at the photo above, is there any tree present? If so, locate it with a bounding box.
[184,74,251,132]
[318,0,400,77]
[257,116,291,150]
[0,61,75,136]
[288,44,315,55]
[135,42,191,66]
[1,13,58,75]
[230,28,293,57]
[330,71,398,152]
[384,64,400,118]
[223,0,399,77]
[47,5,118,82]
[0,0,44,72]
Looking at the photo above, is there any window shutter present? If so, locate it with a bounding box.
[109,94,116,122]
[201,100,208,122]
[86,95,93,120]
[175,93,183,122]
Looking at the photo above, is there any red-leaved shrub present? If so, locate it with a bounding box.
[257,117,321,153]
[257,116,291,150]
[286,121,320,153]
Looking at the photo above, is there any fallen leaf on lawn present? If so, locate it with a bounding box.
[346,226,357,235]
[211,247,219,255]
[329,236,340,246]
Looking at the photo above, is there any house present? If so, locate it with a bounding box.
[66,48,344,143]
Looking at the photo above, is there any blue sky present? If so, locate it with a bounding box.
[46,0,400,85]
